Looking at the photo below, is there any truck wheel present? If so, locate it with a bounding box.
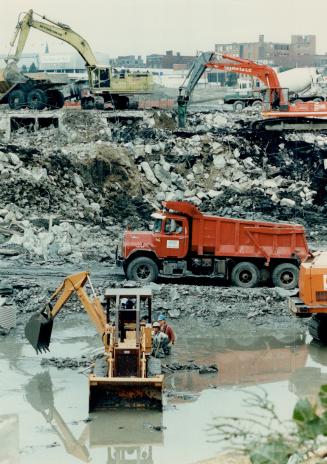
[8,89,26,109]
[27,89,47,110]
[252,100,263,110]
[293,99,303,104]
[46,89,65,109]
[127,257,158,283]
[231,262,260,288]
[81,97,94,110]
[114,96,129,110]
[94,96,105,110]
[313,97,323,102]
[309,315,327,344]
[233,100,245,111]
[272,263,298,290]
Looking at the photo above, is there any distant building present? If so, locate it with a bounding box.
[215,34,321,68]
[110,55,144,67]
[146,50,195,69]
[0,53,39,70]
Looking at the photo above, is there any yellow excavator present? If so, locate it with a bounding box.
[24,272,163,410]
[1,9,153,110]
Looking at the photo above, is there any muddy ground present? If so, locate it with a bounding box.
[0,106,327,463]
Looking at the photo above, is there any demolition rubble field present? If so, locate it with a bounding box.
[0,106,327,331]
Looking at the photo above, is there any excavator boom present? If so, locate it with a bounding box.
[8,9,97,67]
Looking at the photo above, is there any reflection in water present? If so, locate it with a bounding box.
[7,326,327,464]
[289,341,327,399]
[167,331,308,397]
[0,414,19,464]
[24,372,163,464]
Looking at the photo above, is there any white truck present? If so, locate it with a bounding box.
[224,67,326,110]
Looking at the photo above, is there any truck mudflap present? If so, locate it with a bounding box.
[89,375,164,411]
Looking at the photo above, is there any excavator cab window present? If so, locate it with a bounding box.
[92,68,110,88]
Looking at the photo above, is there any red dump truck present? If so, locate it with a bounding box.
[117,201,310,289]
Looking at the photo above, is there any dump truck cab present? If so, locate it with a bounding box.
[119,201,309,289]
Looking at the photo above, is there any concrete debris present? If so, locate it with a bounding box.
[0,107,325,337]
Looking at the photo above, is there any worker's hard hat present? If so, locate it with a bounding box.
[158,314,166,321]
[153,322,160,328]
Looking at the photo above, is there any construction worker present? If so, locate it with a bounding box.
[158,314,175,354]
[151,322,169,358]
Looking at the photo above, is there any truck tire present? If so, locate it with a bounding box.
[233,100,245,111]
[231,262,260,288]
[309,314,327,344]
[94,96,105,110]
[272,263,298,290]
[252,100,263,110]
[81,97,95,110]
[313,97,323,102]
[46,89,65,109]
[27,89,47,110]
[126,257,158,283]
[8,89,26,109]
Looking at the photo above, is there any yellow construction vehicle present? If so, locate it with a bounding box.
[2,9,153,110]
[24,272,163,410]
[289,251,327,343]
[25,371,163,463]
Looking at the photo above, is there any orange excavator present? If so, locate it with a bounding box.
[177,52,327,131]
[289,251,327,343]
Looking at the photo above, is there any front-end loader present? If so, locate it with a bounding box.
[24,272,163,410]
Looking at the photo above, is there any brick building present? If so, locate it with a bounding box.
[146,50,195,69]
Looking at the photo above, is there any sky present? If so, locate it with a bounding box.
[0,0,326,58]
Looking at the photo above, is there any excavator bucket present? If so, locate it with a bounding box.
[25,307,53,354]
[89,377,163,411]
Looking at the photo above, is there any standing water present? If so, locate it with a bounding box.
[0,316,325,464]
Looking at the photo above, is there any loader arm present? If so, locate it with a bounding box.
[7,9,97,67]
[25,271,109,353]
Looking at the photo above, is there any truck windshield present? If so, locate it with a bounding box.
[153,219,162,233]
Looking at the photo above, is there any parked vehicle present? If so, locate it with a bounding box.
[117,201,309,289]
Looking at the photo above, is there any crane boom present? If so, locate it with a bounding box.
[8,9,97,67]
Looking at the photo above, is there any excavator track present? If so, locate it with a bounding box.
[252,117,327,132]
[309,314,327,343]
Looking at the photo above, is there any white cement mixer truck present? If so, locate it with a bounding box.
[224,67,326,110]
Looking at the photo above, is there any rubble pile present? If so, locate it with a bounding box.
[0,108,326,264]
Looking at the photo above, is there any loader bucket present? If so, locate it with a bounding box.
[89,377,163,411]
[25,309,53,354]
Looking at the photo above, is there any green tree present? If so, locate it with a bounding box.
[28,62,38,73]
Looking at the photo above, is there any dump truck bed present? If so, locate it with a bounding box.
[164,200,309,262]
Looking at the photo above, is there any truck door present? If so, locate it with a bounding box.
[159,218,189,258]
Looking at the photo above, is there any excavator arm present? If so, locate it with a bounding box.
[177,52,285,127]
[7,9,97,67]
[206,53,281,92]
[177,51,215,127]
[25,271,109,354]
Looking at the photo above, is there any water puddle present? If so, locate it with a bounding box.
[1,318,327,464]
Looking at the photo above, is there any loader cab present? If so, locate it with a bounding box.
[105,288,153,346]
[151,213,189,258]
